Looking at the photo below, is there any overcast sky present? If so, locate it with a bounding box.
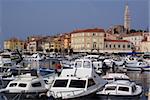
[0,0,149,49]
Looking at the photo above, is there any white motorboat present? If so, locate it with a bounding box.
[124,56,138,64]
[97,80,142,97]
[126,61,149,71]
[103,58,114,68]
[0,52,17,68]
[102,73,130,83]
[47,58,107,99]
[148,88,150,100]
[142,66,150,71]
[24,53,45,61]
[0,73,48,99]
[113,58,125,66]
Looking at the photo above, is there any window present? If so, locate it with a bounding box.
[128,45,130,48]
[9,83,17,87]
[105,86,116,90]
[83,61,90,68]
[114,45,116,48]
[93,33,95,36]
[4,63,12,67]
[19,83,27,87]
[69,80,86,88]
[118,45,120,48]
[53,80,68,87]
[2,55,10,58]
[123,45,125,48]
[32,82,42,87]
[109,44,111,48]
[106,44,108,48]
[118,86,129,92]
[93,42,97,49]
[88,79,95,87]
[75,61,82,68]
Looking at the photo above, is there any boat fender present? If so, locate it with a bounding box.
[46,91,52,97]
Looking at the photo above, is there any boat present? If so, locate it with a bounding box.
[0,72,48,99]
[102,73,130,83]
[126,61,149,71]
[23,53,45,61]
[148,88,150,100]
[113,57,125,66]
[47,58,107,99]
[103,58,114,68]
[124,56,138,65]
[97,80,142,97]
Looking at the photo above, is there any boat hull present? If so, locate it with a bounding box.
[2,91,48,100]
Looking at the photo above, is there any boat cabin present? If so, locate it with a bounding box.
[97,80,142,96]
[5,73,47,93]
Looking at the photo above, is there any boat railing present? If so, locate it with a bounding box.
[50,89,85,99]
[12,90,25,100]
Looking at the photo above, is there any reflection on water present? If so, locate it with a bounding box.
[127,71,149,100]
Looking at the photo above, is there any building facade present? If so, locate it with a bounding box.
[122,32,144,52]
[141,35,150,52]
[71,28,105,53]
[104,39,132,53]
[4,37,24,51]
[26,36,43,53]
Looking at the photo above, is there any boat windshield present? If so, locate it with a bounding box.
[53,79,68,87]
[9,83,17,87]
[75,61,82,68]
[2,55,10,58]
[118,86,129,92]
[3,63,12,67]
[69,80,86,88]
[31,82,42,87]
[83,61,90,68]
[105,86,116,91]
[88,79,96,87]
[18,83,27,87]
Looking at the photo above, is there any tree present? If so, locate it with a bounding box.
[69,48,73,55]
[50,49,53,52]
[54,48,58,53]
[64,49,68,53]
[137,29,143,32]
[130,29,136,33]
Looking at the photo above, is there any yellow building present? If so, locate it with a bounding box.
[71,28,105,53]
[63,34,71,49]
[4,37,24,51]
[49,36,61,52]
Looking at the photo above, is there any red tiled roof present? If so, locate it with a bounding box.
[105,39,130,42]
[71,28,105,34]
[122,32,143,37]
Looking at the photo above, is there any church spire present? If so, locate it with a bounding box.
[124,4,131,32]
